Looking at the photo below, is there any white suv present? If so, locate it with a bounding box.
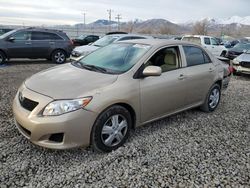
[182,35,227,57]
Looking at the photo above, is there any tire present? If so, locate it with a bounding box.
[0,51,6,65]
[51,50,66,64]
[200,83,221,112]
[91,105,132,152]
[220,51,227,57]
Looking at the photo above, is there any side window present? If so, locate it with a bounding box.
[46,33,62,40]
[119,36,132,41]
[13,31,31,40]
[32,32,62,40]
[85,36,93,42]
[183,46,211,66]
[204,37,211,45]
[31,32,44,40]
[130,36,145,40]
[211,38,219,45]
[145,46,180,73]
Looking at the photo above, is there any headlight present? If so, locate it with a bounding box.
[43,97,92,116]
[232,58,240,65]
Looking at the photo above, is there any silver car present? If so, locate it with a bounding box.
[13,39,229,152]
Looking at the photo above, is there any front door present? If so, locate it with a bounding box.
[139,46,188,123]
[7,31,32,58]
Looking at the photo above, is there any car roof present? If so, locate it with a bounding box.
[106,34,152,38]
[183,35,212,38]
[117,38,200,48]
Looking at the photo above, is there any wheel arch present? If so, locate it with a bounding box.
[0,49,8,59]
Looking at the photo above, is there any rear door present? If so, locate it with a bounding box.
[31,31,62,58]
[139,46,189,123]
[181,45,216,105]
[7,31,32,58]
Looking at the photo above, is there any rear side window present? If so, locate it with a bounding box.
[204,37,211,45]
[182,37,201,44]
[31,32,63,40]
[183,46,211,66]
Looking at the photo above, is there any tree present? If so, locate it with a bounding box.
[159,25,176,35]
[192,19,209,35]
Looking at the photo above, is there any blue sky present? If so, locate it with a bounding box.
[0,0,249,25]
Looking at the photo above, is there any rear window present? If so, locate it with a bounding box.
[183,46,211,66]
[182,37,201,44]
[31,31,63,40]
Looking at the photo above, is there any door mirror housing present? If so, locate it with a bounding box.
[142,66,162,77]
[7,37,15,42]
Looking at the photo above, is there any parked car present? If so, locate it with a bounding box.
[72,35,99,46]
[225,43,250,60]
[0,27,73,64]
[71,34,152,60]
[182,35,228,57]
[232,50,250,75]
[13,39,230,152]
[0,28,13,35]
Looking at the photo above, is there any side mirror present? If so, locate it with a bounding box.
[243,49,247,53]
[142,66,162,77]
[7,37,15,42]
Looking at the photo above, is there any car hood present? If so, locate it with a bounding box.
[73,45,99,53]
[25,63,118,99]
[236,53,250,62]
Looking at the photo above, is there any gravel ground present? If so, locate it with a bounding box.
[0,60,249,187]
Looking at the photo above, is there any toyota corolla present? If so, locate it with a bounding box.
[13,39,229,152]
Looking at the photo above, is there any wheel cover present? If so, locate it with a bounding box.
[209,88,220,109]
[54,52,65,63]
[101,114,128,147]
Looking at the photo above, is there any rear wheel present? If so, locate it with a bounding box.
[91,105,132,152]
[200,84,221,112]
[0,51,6,65]
[52,50,66,64]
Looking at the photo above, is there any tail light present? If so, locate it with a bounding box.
[228,66,234,75]
[69,39,74,46]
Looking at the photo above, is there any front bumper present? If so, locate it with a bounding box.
[12,85,98,149]
[232,64,250,75]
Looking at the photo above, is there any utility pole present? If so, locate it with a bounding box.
[82,11,87,30]
[107,9,113,32]
[115,14,122,31]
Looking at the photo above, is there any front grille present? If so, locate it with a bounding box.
[240,61,250,68]
[19,93,39,111]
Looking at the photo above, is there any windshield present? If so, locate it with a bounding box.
[92,35,119,47]
[75,43,151,74]
[233,43,250,51]
[0,29,16,39]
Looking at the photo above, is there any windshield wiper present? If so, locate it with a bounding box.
[81,64,108,73]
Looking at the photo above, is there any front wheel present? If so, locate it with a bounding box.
[91,105,132,152]
[0,51,6,65]
[52,50,66,64]
[200,83,221,112]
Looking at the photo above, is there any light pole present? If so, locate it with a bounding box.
[107,9,114,32]
[115,14,122,31]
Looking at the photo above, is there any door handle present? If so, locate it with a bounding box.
[25,42,32,45]
[178,74,185,80]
